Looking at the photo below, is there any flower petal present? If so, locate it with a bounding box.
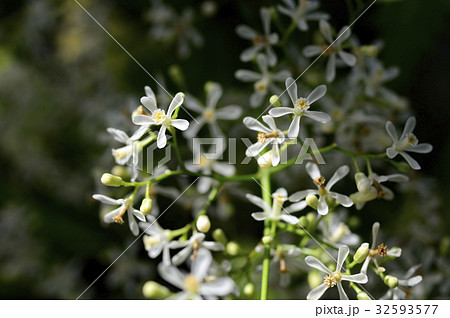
[172,246,194,266]
[280,214,300,224]
[192,249,212,280]
[400,117,416,140]
[386,146,398,159]
[385,121,398,142]
[212,162,235,176]
[107,128,129,144]
[305,162,321,180]
[338,50,357,66]
[337,245,349,273]
[243,116,271,133]
[236,25,257,40]
[269,107,294,118]
[304,110,331,123]
[215,105,242,120]
[387,247,402,257]
[285,77,298,106]
[317,195,328,215]
[371,222,380,249]
[284,201,307,213]
[184,117,205,138]
[157,126,167,149]
[206,83,223,109]
[246,193,271,211]
[271,143,281,166]
[326,53,336,82]
[251,211,269,221]
[200,277,236,297]
[158,263,185,290]
[303,45,323,57]
[328,192,353,207]
[171,119,190,131]
[399,152,421,170]
[326,165,349,190]
[407,143,433,154]
[289,189,318,201]
[319,20,333,43]
[133,115,155,125]
[307,85,327,104]
[337,282,349,300]
[141,96,157,113]
[305,256,332,274]
[307,283,328,300]
[246,142,266,157]
[287,115,301,138]
[240,45,263,62]
[341,273,368,284]
[93,194,120,205]
[235,70,261,82]
[168,92,185,116]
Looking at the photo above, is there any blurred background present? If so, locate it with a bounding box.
[0,0,449,299]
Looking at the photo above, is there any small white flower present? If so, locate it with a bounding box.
[289,162,353,215]
[246,188,307,224]
[92,194,146,236]
[319,210,360,247]
[184,82,242,138]
[303,20,356,82]
[277,0,329,31]
[133,92,189,148]
[235,54,290,107]
[140,215,171,265]
[269,77,330,138]
[243,115,285,166]
[305,245,368,300]
[381,265,423,300]
[361,222,402,274]
[364,58,400,98]
[385,117,432,170]
[158,249,236,299]
[236,8,279,66]
[168,233,224,266]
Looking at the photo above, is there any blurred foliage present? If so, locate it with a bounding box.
[0,0,449,299]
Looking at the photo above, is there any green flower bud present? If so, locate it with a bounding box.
[168,65,185,90]
[299,215,309,228]
[111,165,130,179]
[226,241,240,256]
[196,215,211,233]
[243,283,255,298]
[142,281,172,299]
[269,95,282,107]
[212,228,228,245]
[140,198,152,215]
[353,243,370,263]
[306,212,316,226]
[101,173,123,187]
[360,45,379,57]
[306,194,318,210]
[357,291,371,300]
[384,275,399,288]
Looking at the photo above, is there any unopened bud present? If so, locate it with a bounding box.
[353,243,370,263]
[196,215,211,233]
[243,283,255,298]
[140,198,152,215]
[299,216,309,228]
[269,95,282,107]
[226,241,240,256]
[142,281,172,299]
[168,65,185,89]
[306,212,316,226]
[257,151,272,168]
[357,291,371,300]
[360,45,379,57]
[306,194,318,210]
[111,165,130,179]
[355,172,371,193]
[384,275,399,288]
[262,235,273,245]
[212,228,228,245]
[101,173,123,187]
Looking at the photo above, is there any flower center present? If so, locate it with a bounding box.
[253,35,269,45]
[294,98,310,115]
[396,133,418,151]
[143,235,162,249]
[377,243,389,257]
[199,155,209,168]
[203,109,215,122]
[257,131,279,144]
[152,109,168,125]
[314,176,327,196]
[280,258,288,273]
[322,44,340,55]
[184,275,200,294]
[112,205,127,224]
[323,272,341,288]
[254,80,268,92]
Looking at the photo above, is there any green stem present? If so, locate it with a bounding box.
[260,167,272,300]
[196,182,222,218]
[169,224,192,239]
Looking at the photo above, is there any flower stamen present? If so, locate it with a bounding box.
[112,205,127,224]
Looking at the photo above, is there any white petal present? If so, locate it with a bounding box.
[127,208,139,236]
[171,119,190,131]
[256,53,268,74]
[326,165,349,190]
[284,201,307,213]
[400,117,416,140]
[236,25,257,40]
[289,189,318,201]
[399,152,421,170]
[192,249,212,280]
[269,107,294,118]
[202,241,225,251]
[386,147,398,159]
[337,245,349,273]
[260,7,271,35]
[338,50,357,66]
[184,95,206,113]
[246,193,271,211]
[371,222,380,249]
[407,143,433,154]
[271,143,281,166]
[200,277,236,297]
[168,92,185,116]
[307,85,327,104]
[385,121,398,142]
[307,283,328,300]
[336,26,351,44]
[157,263,185,289]
[93,194,120,205]
[287,115,301,138]
[206,83,223,109]
[130,125,149,141]
[280,214,299,224]
[132,209,146,222]
[303,45,323,57]
[317,195,328,215]
[145,85,156,99]
[172,246,194,266]
[387,247,402,257]
[403,275,422,287]
[141,96,157,112]
[215,105,242,120]
[305,162,321,180]
[341,273,368,284]
[262,115,277,131]
[240,45,263,62]
[132,115,155,125]
[157,126,167,149]
[304,110,331,123]
[319,20,333,43]
[212,162,235,176]
[183,117,205,138]
[107,128,129,144]
[337,283,349,300]
[246,142,266,157]
[328,192,353,207]
[326,53,336,82]
[305,256,332,274]
[235,70,261,82]
[285,77,298,106]
[251,212,269,221]
[243,116,271,133]
[198,177,212,194]
[103,207,122,223]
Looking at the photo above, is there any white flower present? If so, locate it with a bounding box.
[168,233,224,266]
[305,245,368,300]
[140,215,171,265]
[269,77,330,138]
[363,58,400,98]
[289,162,353,215]
[243,115,285,166]
[92,194,146,236]
[236,7,279,66]
[132,92,189,148]
[158,249,236,299]
[303,20,356,82]
[246,188,307,224]
[381,265,423,300]
[184,82,242,138]
[361,222,402,274]
[319,210,360,247]
[107,127,148,181]
[385,117,432,170]
[235,54,290,107]
[277,0,329,31]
